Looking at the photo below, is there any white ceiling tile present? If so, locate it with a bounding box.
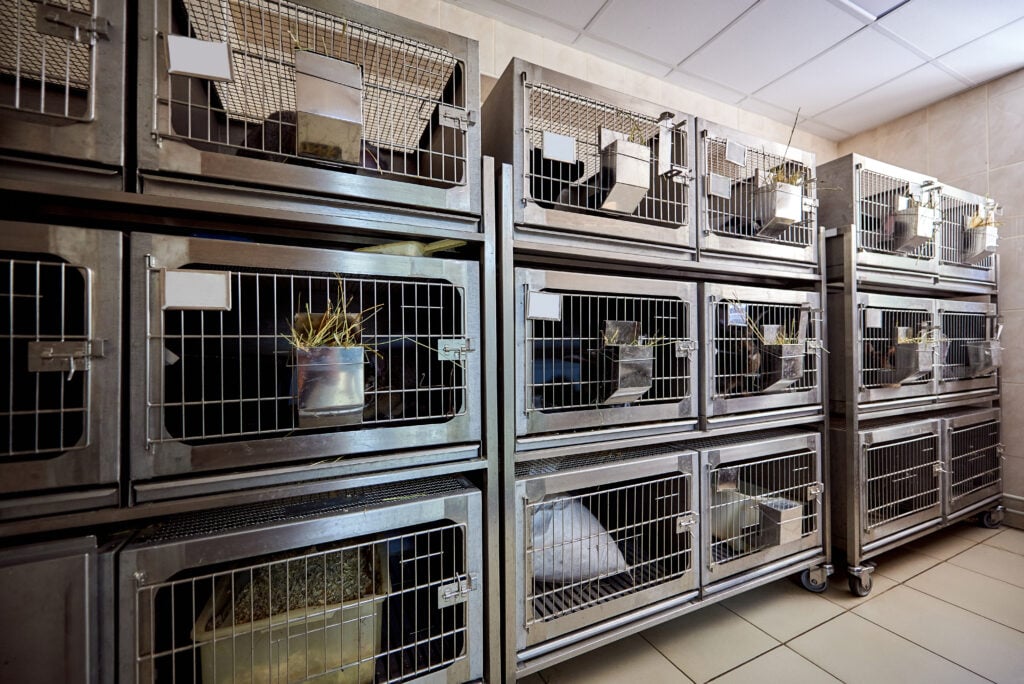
[877,0,1024,58]
[665,69,747,105]
[814,63,965,133]
[794,117,853,140]
[573,35,673,79]
[848,0,907,19]
[586,0,757,67]
[502,0,607,30]
[754,27,923,115]
[680,0,867,94]
[738,97,800,126]
[449,0,580,43]
[937,17,1024,84]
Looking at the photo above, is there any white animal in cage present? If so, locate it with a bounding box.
[531,497,630,583]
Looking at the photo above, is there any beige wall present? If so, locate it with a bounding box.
[839,68,1024,528]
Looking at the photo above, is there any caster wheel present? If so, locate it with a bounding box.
[800,569,828,593]
[848,573,872,597]
[980,509,1002,529]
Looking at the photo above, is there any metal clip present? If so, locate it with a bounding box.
[802,196,820,210]
[28,340,105,381]
[437,574,477,607]
[437,338,474,361]
[438,104,474,130]
[933,462,947,475]
[36,3,110,43]
[807,482,824,501]
[676,512,698,533]
[675,339,698,357]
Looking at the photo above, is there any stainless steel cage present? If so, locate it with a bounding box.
[118,476,483,684]
[0,222,121,521]
[696,120,818,271]
[941,408,1002,519]
[0,0,124,186]
[138,0,481,215]
[937,300,1000,397]
[129,233,480,494]
[513,445,698,653]
[513,268,698,450]
[482,58,695,261]
[702,284,822,425]
[694,430,823,589]
[937,184,998,287]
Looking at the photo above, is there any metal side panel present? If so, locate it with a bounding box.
[128,232,481,484]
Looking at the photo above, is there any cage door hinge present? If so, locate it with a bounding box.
[675,339,698,357]
[437,574,478,607]
[807,482,824,501]
[28,339,106,380]
[437,338,474,361]
[676,512,698,533]
[36,3,111,43]
[438,105,475,130]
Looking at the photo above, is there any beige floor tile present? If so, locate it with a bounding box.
[907,562,1024,632]
[709,646,839,684]
[984,527,1024,556]
[540,635,692,684]
[906,528,977,560]
[789,612,988,684]
[948,543,1024,589]
[854,585,1024,684]
[642,604,777,683]
[946,521,1002,543]
[821,570,898,609]
[721,578,843,642]
[871,547,941,582]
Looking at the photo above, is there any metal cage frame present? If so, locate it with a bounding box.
[941,407,1002,519]
[513,267,698,450]
[0,0,125,188]
[702,283,823,425]
[117,476,484,684]
[482,58,696,263]
[695,119,819,273]
[0,222,121,521]
[936,183,998,288]
[128,232,481,499]
[136,0,482,217]
[512,445,699,653]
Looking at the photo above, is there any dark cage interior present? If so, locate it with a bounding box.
[164,0,468,187]
[0,252,88,457]
[859,307,933,388]
[940,311,992,380]
[949,420,1001,503]
[864,433,940,530]
[856,168,935,258]
[153,263,466,445]
[526,290,690,413]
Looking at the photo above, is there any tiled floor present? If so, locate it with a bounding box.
[521,523,1024,683]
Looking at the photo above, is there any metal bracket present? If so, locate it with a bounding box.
[933,461,947,475]
[437,338,474,361]
[676,512,698,533]
[36,3,110,43]
[675,339,698,357]
[807,482,824,501]
[802,196,820,211]
[438,104,474,130]
[28,339,105,381]
[437,574,477,607]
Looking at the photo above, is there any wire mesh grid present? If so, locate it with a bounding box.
[147,264,467,445]
[132,523,469,683]
[702,136,814,247]
[708,449,818,566]
[0,0,93,119]
[864,433,940,530]
[523,81,688,227]
[939,193,994,269]
[162,0,468,184]
[949,420,1000,504]
[711,299,818,399]
[525,289,691,412]
[859,306,933,388]
[856,168,935,258]
[525,473,692,625]
[0,254,89,458]
[939,311,992,381]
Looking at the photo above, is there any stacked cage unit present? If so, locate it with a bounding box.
[1,3,492,682]
[820,153,1003,595]
[486,59,830,679]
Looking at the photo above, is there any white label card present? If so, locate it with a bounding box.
[727,303,747,327]
[865,308,882,329]
[725,139,747,167]
[162,269,233,311]
[527,291,562,321]
[542,131,577,164]
[166,35,233,82]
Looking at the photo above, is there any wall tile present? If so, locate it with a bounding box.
[1003,456,1024,499]
[737,109,796,148]
[440,3,495,76]
[1001,383,1024,457]
[989,161,1024,218]
[989,86,1024,169]
[792,129,840,164]
[493,22,545,76]
[837,129,881,160]
[539,38,588,80]
[945,171,988,197]
[988,66,1024,97]
[928,87,988,179]
[997,237,1024,311]
[662,86,740,129]
[999,311,1024,381]
[380,0,439,26]
[1001,215,1024,240]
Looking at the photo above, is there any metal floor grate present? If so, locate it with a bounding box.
[865,433,940,530]
[523,81,689,227]
[148,264,467,445]
[939,193,993,269]
[857,168,935,259]
[703,136,814,247]
[0,254,89,458]
[0,0,93,119]
[860,307,933,388]
[949,420,1000,503]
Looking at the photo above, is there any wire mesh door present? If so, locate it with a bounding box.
[938,308,998,384]
[522,80,689,227]
[856,167,937,260]
[133,234,479,481]
[862,432,941,541]
[938,192,993,270]
[947,417,1001,514]
[155,0,469,187]
[858,303,935,397]
[516,446,697,649]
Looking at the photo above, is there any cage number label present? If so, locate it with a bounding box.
[865,308,882,329]
[166,35,232,82]
[527,291,562,321]
[727,303,747,327]
[162,269,232,311]
[542,131,577,164]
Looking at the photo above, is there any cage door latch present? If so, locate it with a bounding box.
[675,339,698,357]
[438,105,475,130]
[437,574,478,607]
[27,339,105,381]
[676,512,698,533]
[807,482,824,501]
[438,338,474,361]
[36,3,111,43]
